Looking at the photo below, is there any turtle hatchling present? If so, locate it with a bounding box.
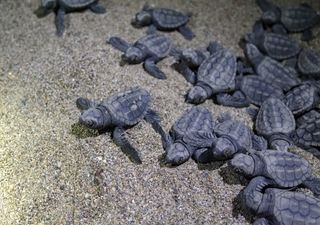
[131,4,194,40]
[245,43,300,91]
[34,0,106,36]
[217,75,284,108]
[244,20,301,60]
[185,43,237,104]
[76,87,166,164]
[231,150,320,196]
[164,106,216,166]
[255,97,296,151]
[298,49,320,79]
[256,0,320,41]
[242,176,320,225]
[108,34,174,79]
[284,82,320,116]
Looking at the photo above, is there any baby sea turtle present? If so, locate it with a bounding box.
[76,87,166,164]
[217,75,284,108]
[245,43,300,91]
[291,116,320,158]
[163,106,216,166]
[131,4,194,40]
[186,43,236,104]
[231,150,320,196]
[244,20,301,60]
[298,49,320,79]
[243,176,320,225]
[296,110,320,127]
[255,97,295,151]
[284,82,320,116]
[108,34,174,79]
[256,0,320,41]
[34,0,106,36]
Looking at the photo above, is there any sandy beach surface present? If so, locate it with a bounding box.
[1,0,320,224]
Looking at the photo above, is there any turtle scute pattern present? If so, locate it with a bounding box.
[271,189,320,225]
[137,34,172,58]
[298,49,320,77]
[105,87,150,126]
[152,8,189,29]
[197,49,236,93]
[259,150,311,187]
[294,117,320,148]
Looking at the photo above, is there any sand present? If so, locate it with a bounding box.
[0,0,320,224]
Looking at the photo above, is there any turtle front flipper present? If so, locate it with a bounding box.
[55,8,66,37]
[177,25,195,41]
[143,109,171,150]
[89,2,106,14]
[76,97,97,110]
[107,37,131,53]
[302,176,320,198]
[216,91,250,108]
[253,218,269,225]
[113,127,142,164]
[271,24,287,35]
[192,148,213,164]
[143,57,166,79]
[172,62,197,84]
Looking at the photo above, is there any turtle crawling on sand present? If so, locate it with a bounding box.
[231,150,320,196]
[34,0,106,36]
[242,176,320,225]
[131,4,194,40]
[108,34,174,79]
[76,87,167,164]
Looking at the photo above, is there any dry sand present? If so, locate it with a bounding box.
[0,0,320,224]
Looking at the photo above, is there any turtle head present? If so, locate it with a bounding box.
[181,49,200,67]
[131,11,152,28]
[79,106,111,130]
[261,9,280,25]
[229,153,254,176]
[269,134,292,151]
[186,85,209,104]
[244,43,264,67]
[212,137,237,160]
[164,142,190,166]
[122,47,145,64]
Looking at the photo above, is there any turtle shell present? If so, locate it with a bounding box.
[240,75,284,106]
[197,49,236,93]
[215,120,252,150]
[171,106,214,141]
[61,0,97,9]
[284,82,317,115]
[256,150,311,187]
[296,110,320,127]
[298,49,320,78]
[281,6,319,32]
[136,34,172,58]
[151,8,189,29]
[267,189,320,225]
[259,32,300,60]
[255,56,300,91]
[256,98,295,137]
[294,117,320,148]
[104,87,151,126]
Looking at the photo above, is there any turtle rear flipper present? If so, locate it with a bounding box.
[113,127,142,164]
[89,2,106,14]
[55,8,66,37]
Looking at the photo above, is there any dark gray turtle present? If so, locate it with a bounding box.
[216,75,285,108]
[256,0,320,41]
[291,116,320,158]
[245,43,300,92]
[296,110,320,127]
[163,106,216,166]
[284,82,320,116]
[34,0,106,36]
[244,20,301,60]
[108,34,174,79]
[255,97,295,151]
[298,49,320,79]
[131,4,194,40]
[76,87,167,164]
[185,44,237,104]
[231,150,320,196]
[243,176,320,225]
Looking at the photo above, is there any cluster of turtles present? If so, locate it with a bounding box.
[35,0,320,224]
